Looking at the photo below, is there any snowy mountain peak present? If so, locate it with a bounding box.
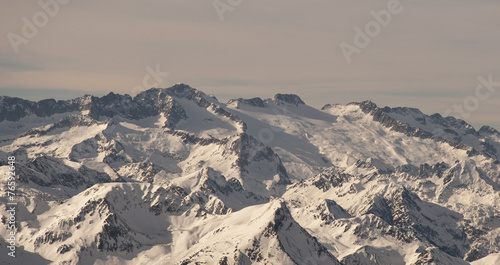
[1,85,500,264]
[348,100,498,159]
[157,83,201,100]
[227,97,266,108]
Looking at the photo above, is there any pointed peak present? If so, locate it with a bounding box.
[318,199,351,219]
[357,100,377,108]
[346,100,379,112]
[264,200,292,231]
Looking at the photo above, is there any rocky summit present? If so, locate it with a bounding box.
[0,84,499,265]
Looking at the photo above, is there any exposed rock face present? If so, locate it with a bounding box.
[273,93,305,106]
[1,85,499,265]
[17,156,113,189]
[0,84,199,129]
[230,133,290,185]
[479,125,500,137]
[355,101,482,157]
[0,96,76,122]
[227,97,266,108]
[312,167,352,192]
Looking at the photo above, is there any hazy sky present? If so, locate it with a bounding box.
[1,0,499,130]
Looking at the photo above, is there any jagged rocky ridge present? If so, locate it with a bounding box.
[350,101,499,160]
[0,84,499,265]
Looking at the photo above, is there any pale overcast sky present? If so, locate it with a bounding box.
[1,0,499,129]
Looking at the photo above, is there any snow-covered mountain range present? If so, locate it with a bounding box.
[0,84,499,265]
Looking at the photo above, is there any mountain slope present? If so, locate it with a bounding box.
[1,84,499,265]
